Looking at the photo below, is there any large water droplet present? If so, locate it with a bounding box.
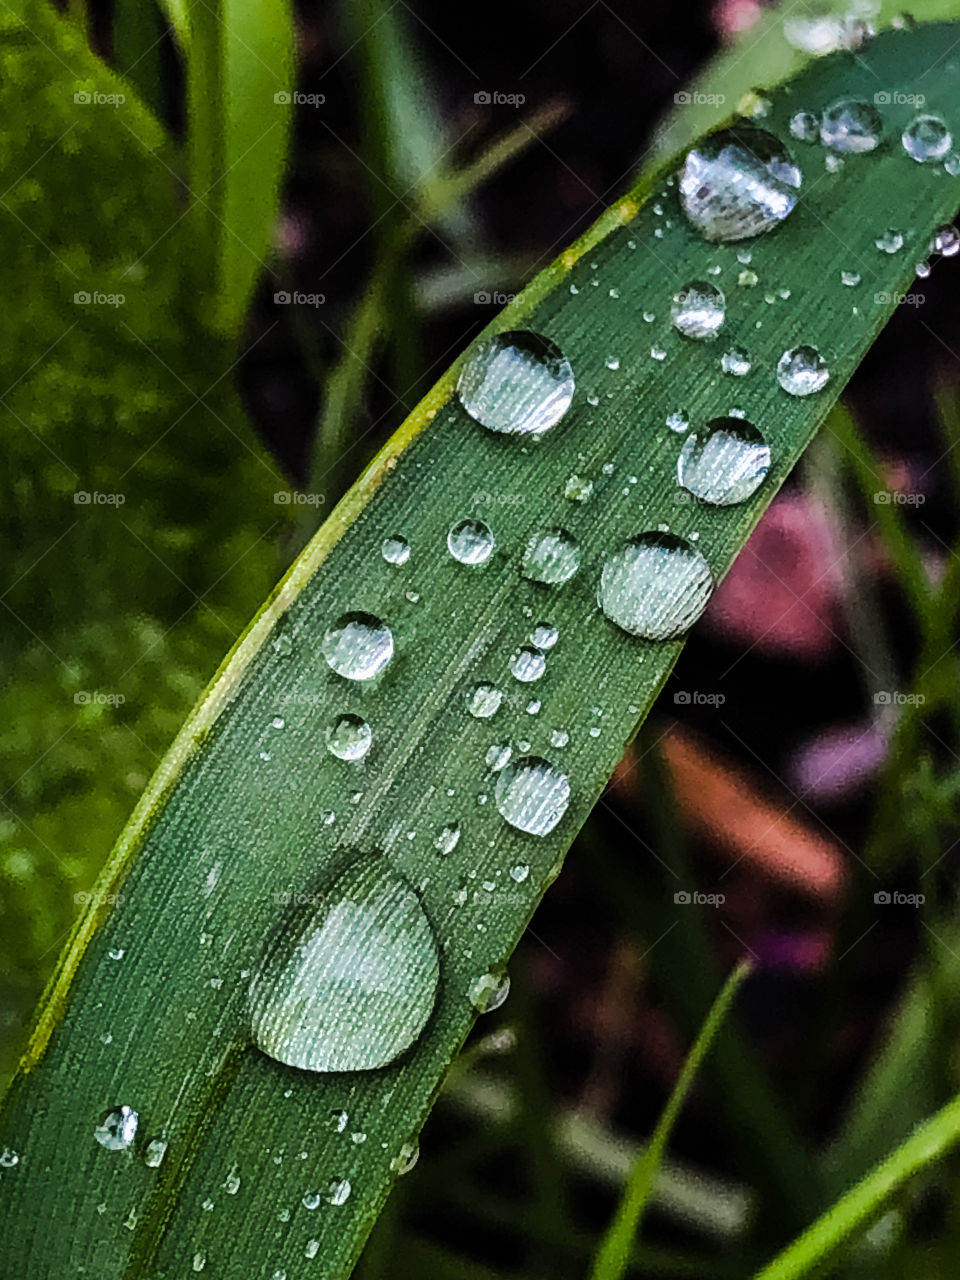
[777,345,830,396]
[447,519,495,565]
[468,971,511,1013]
[94,1106,138,1151]
[670,281,726,339]
[902,114,953,163]
[820,98,881,152]
[456,331,575,436]
[521,528,581,585]
[511,646,546,683]
[466,683,502,718]
[678,417,770,505]
[599,533,714,640]
[679,126,801,243]
[325,714,372,762]
[323,613,393,681]
[494,757,571,836]
[249,853,439,1072]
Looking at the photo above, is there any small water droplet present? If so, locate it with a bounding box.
[604,354,620,371]
[144,1138,167,1168]
[875,229,904,254]
[563,473,593,502]
[841,269,861,286]
[457,331,575,436]
[192,1253,206,1272]
[323,613,393,681]
[435,823,461,854]
[330,1109,349,1133]
[510,863,530,883]
[94,1106,138,1151]
[468,971,511,1013]
[820,98,881,152]
[824,153,845,173]
[305,1240,320,1260]
[325,714,372,762]
[721,347,751,376]
[777,345,830,396]
[679,126,801,243]
[381,535,410,566]
[902,114,953,163]
[108,948,125,960]
[273,632,294,658]
[223,1165,241,1194]
[302,1191,322,1210]
[466,683,503,718]
[0,1148,19,1168]
[933,224,960,256]
[510,647,546,683]
[486,741,513,771]
[325,1178,352,1206]
[390,1140,420,1176]
[249,853,439,1073]
[448,519,495,565]
[678,417,771,505]
[945,153,960,176]
[521,529,581,585]
[525,699,541,714]
[494,757,570,836]
[550,728,569,748]
[530,623,558,649]
[666,409,689,433]
[670,281,726,339]
[789,110,820,142]
[599,533,714,640]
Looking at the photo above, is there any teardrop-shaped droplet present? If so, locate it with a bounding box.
[670,281,726,339]
[678,417,770,505]
[510,646,546,683]
[447,519,495,565]
[494,756,570,836]
[381,535,410,565]
[456,331,575,436]
[94,1105,139,1151]
[249,853,439,1072]
[323,613,393,681]
[819,98,881,152]
[679,126,801,243]
[599,533,714,640]
[521,528,581,585]
[777,345,829,396]
[325,714,372,762]
[465,682,502,718]
[902,114,953,163]
[468,971,511,1013]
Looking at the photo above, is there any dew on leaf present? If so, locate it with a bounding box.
[598,533,714,640]
[456,331,575,436]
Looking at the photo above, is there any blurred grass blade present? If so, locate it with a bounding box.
[187,0,294,330]
[3,24,960,1280]
[753,1088,960,1280]
[157,0,190,47]
[591,961,751,1280]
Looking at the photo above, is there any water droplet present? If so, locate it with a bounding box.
[457,331,575,436]
[841,269,861,286]
[108,948,125,960]
[494,757,570,836]
[530,623,558,649]
[325,714,372,762]
[223,1165,241,1194]
[550,728,569,748]
[249,853,439,1073]
[902,114,953,163]
[330,1109,349,1133]
[521,529,581,585]
[599,533,714,640]
[789,110,820,142]
[144,1138,167,1168]
[916,259,932,278]
[466,683,502,718]
[783,13,872,55]
[679,126,801,243]
[485,741,513,771]
[945,153,960,176]
[448,519,495,565]
[563,474,593,502]
[510,864,530,883]
[777,345,830,396]
[721,347,751,376]
[193,1253,206,1272]
[820,98,881,152]
[738,269,759,287]
[305,1240,320,1259]
[381,535,410,565]
[323,613,393,681]
[435,823,461,855]
[510,647,546,683]
[468,971,511,1013]
[390,1140,420,1176]
[325,1177,352,1206]
[670,281,725,339]
[875,229,904,254]
[604,354,620,371]
[94,1105,138,1151]
[678,417,770,505]
[273,632,294,658]
[933,224,960,256]
[0,1148,19,1168]
[824,153,845,173]
[666,410,689,433]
